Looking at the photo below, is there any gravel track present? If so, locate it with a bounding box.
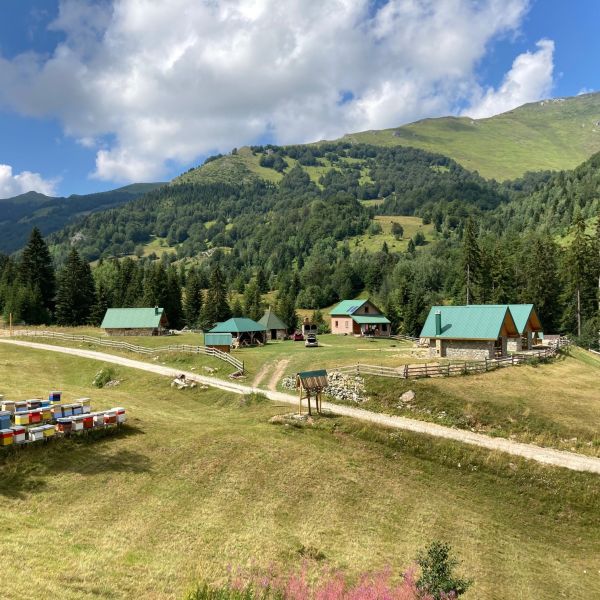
[2,338,599,475]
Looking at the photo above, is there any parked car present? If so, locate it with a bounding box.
[305,333,318,347]
[292,331,304,341]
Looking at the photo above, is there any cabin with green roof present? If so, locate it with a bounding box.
[329,299,391,337]
[100,307,168,336]
[420,305,520,360]
[258,308,288,340]
[209,317,266,347]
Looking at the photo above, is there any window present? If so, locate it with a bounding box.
[345,321,349,328]
[335,321,338,327]
[382,324,387,331]
[364,306,369,313]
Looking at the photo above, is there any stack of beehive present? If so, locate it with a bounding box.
[0,391,127,447]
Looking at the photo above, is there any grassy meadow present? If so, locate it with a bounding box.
[0,344,599,599]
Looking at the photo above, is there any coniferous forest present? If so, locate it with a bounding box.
[0,142,598,348]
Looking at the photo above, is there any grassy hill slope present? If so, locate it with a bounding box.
[340,93,600,180]
[0,345,599,599]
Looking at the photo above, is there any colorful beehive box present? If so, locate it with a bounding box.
[0,429,14,446]
[62,405,73,417]
[27,399,42,410]
[71,416,85,432]
[29,410,42,424]
[92,412,106,428]
[0,410,11,429]
[115,408,127,424]
[71,403,83,416]
[104,410,117,425]
[55,418,72,433]
[52,405,64,419]
[49,391,62,404]
[10,426,26,443]
[42,425,55,438]
[83,415,94,430]
[13,412,30,426]
[1,401,16,413]
[28,426,45,442]
[41,406,52,421]
[14,401,28,412]
[76,398,92,414]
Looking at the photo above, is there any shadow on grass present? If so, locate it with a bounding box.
[0,425,150,499]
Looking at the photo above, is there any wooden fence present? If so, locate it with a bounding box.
[6,329,245,373]
[334,346,560,381]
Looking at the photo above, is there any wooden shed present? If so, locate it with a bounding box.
[100,307,168,336]
[203,333,232,353]
[258,308,288,340]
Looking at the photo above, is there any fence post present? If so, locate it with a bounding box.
[404,364,408,379]
[511,355,515,366]
[485,357,488,372]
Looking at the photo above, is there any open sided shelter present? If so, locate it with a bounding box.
[329,299,391,337]
[209,317,266,346]
[420,305,519,360]
[296,369,328,415]
[258,308,288,340]
[505,304,543,351]
[101,307,168,336]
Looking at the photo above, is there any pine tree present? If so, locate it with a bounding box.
[90,283,110,326]
[19,227,55,312]
[55,249,96,325]
[256,267,268,293]
[231,297,243,317]
[461,217,481,305]
[201,265,231,328]
[243,280,263,321]
[143,263,168,308]
[183,272,204,328]
[165,267,183,329]
[276,291,297,333]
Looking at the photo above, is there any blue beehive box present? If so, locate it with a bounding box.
[0,410,11,429]
[49,391,62,404]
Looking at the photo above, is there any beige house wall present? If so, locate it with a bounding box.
[331,317,354,335]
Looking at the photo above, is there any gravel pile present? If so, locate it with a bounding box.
[281,371,368,403]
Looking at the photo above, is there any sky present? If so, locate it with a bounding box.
[0,0,598,198]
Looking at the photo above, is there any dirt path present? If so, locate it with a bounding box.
[267,359,290,391]
[252,361,271,387]
[2,338,599,474]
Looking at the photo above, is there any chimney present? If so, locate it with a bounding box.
[155,306,159,315]
[435,310,442,336]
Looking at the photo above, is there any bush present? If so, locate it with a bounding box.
[92,366,116,388]
[416,541,471,599]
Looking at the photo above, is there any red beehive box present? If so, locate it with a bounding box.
[30,411,42,424]
[83,415,94,429]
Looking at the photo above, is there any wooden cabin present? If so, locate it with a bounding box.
[208,317,266,347]
[258,308,288,340]
[420,305,519,360]
[100,307,168,336]
[329,299,391,337]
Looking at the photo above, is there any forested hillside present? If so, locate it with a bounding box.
[2,142,599,347]
[0,182,165,253]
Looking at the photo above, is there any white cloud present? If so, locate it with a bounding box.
[463,39,555,119]
[0,164,59,199]
[0,0,533,182]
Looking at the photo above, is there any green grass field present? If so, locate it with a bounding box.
[340,93,600,180]
[0,344,599,599]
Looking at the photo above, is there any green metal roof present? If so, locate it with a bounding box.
[420,305,518,340]
[329,299,367,316]
[298,369,328,379]
[507,304,542,333]
[209,317,266,334]
[101,307,166,329]
[258,308,288,330]
[204,333,232,346]
[352,315,391,325]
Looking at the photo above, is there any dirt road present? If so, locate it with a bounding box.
[2,338,599,474]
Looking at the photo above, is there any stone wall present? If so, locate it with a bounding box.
[427,338,496,360]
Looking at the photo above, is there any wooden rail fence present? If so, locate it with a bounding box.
[334,346,561,380]
[6,329,244,373]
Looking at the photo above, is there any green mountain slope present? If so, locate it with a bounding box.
[0,182,166,254]
[340,92,600,180]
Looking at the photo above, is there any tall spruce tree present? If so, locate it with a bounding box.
[243,280,263,321]
[183,272,204,327]
[201,265,231,328]
[55,249,96,325]
[461,217,481,305]
[19,227,55,312]
[165,267,184,329]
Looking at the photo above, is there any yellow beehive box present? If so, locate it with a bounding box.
[41,407,52,420]
[14,413,30,426]
[42,425,55,438]
[0,429,14,446]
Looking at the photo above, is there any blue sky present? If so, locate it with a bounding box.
[0,0,598,197]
